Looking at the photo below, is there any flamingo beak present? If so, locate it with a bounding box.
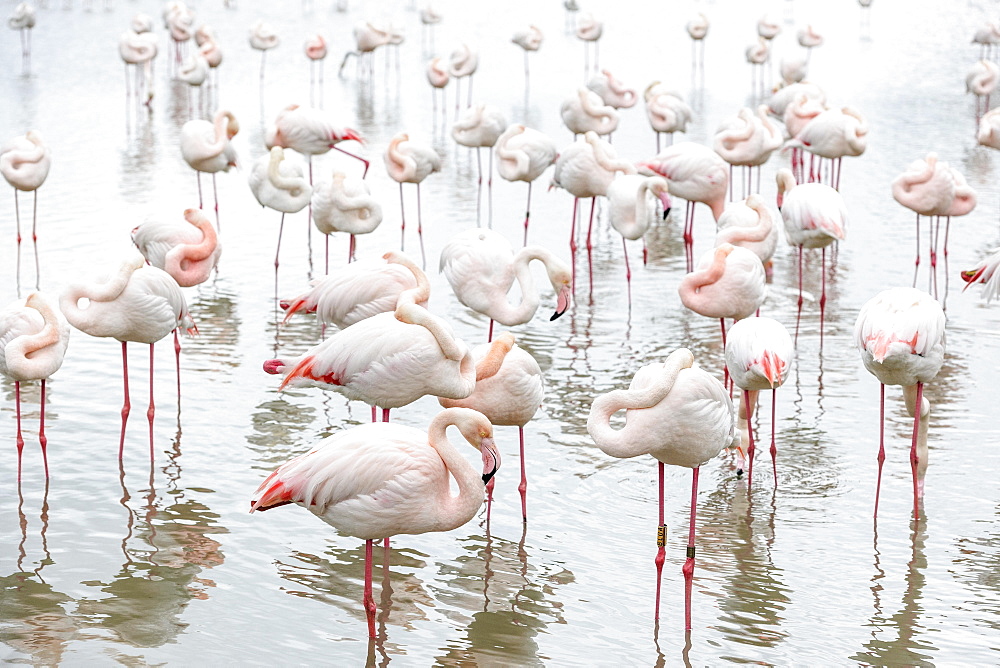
[961,267,984,290]
[480,437,500,484]
[659,192,672,219]
[551,284,571,320]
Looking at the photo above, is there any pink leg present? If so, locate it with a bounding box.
[274,212,285,303]
[14,189,22,298]
[475,147,483,225]
[795,246,803,343]
[684,201,695,272]
[382,408,390,423]
[364,539,376,638]
[943,217,951,306]
[485,476,495,524]
[623,236,632,308]
[654,461,665,620]
[770,388,778,486]
[820,247,827,341]
[523,182,532,246]
[586,198,596,297]
[39,379,48,478]
[910,382,923,520]
[332,145,370,179]
[349,234,356,263]
[745,389,756,488]
[874,383,885,518]
[642,238,648,266]
[913,213,920,288]
[15,381,24,482]
[147,344,155,461]
[417,186,426,269]
[682,467,700,631]
[196,172,203,210]
[173,329,181,403]
[31,191,39,290]
[720,319,730,391]
[398,183,406,251]
[371,405,377,423]
[212,173,220,232]
[119,342,130,460]
[307,159,314,259]
[518,426,528,522]
[569,198,579,294]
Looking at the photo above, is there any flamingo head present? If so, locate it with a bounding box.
[961,265,986,290]
[480,436,499,484]
[550,273,572,320]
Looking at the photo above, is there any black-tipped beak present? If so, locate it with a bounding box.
[480,437,499,484]
[662,206,671,220]
[550,308,566,321]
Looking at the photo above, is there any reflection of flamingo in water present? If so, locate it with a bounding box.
[855,287,945,520]
[588,348,735,629]
[0,292,69,480]
[251,407,500,638]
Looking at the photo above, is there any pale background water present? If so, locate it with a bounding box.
[1,0,999,664]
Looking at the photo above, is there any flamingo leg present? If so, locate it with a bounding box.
[654,460,665,620]
[910,382,924,521]
[475,147,483,226]
[196,172,203,210]
[364,539,376,638]
[173,329,181,404]
[874,383,885,518]
[119,342,130,460]
[943,217,951,307]
[523,181,532,246]
[684,201,695,272]
[795,246,803,343]
[274,212,285,302]
[487,319,494,343]
[912,213,920,288]
[307,159,314,264]
[147,343,155,462]
[382,408,390,423]
[32,190,39,290]
[349,234,356,263]
[487,149,494,229]
[682,467,700,631]
[485,476,495,524]
[212,173,220,232]
[398,182,406,251]
[37,379,48,478]
[569,197,579,294]
[744,389,758,487]
[370,406,377,423]
[770,388,778,486]
[586,198,596,297]
[518,426,528,522]
[623,236,632,308]
[14,189,22,298]
[820,246,828,341]
[15,381,24,482]
[417,184,426,269]
[332,145,370,179]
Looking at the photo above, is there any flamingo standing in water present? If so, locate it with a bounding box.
[452,104,508,225]
[783,94,826,183]
[131,208,221,287]
[686,14,709,73]
[1,131,51,297]
[724,316,792,486]
[855,287,946,520]
[606,174,671,302]
[588,348,735,628]
[249,20,280,85]
[797,24,824,61]
[0,292,69,480]
[966,59,999,118]
[638,141,728,272]
[280,252,427,330]
[439,228,571,341]
[551,131,635,293]
[784,106,868,190]
[511,25,542,87]
[575,12,603,76]
[775,168,847,340]
[961,248,1000,303]
[60,254,195,461]
[643,83,693,152]
[494,124,557,245]
[560,87,619,137]
[448,43,479,109]
[248,146,312,294]
[426,57,450,114]
[587,70,638,110]
[180,109,239,230]
[339,21,390,81]
[8,2,35,75]
[251,407,500,638]
[384,132,441,267]
[440,332,542,522]
[119,28,158,111]
[713,106,782,199]
[264,252,475,423]
[311,171,383,267]
[304,33,327,107]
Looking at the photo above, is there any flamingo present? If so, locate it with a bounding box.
[248,146,312,291]
[452,104,508,225]
[783,94,826,182]
[757,15,781,41]
[724,316,792,486]
[977,107,1000,149]
[131,208,221,287]
[587,70,637,110]
[1,131,51,297]
[8,2,36,75]
[264,252,475,422]
[686,13,709,73]
[560,87,619,137]
[180,109,239,229]
[164,2,194,76]
[60,254,195,460]
[280,252,427,330]
[119,29,158,110]
[448,43,479,110]
[713,106,782,199]
[199,37,223,105]
[575,12,603,76]
[311,171,383,267]
[495,124,557,245]
[426,57,450,113]
[439,332,542,522]
[420,5,442,50]
[776,168,847,340]
[797,24,824,61]
[176,52,210,117]
[248,20,279,84]
[588,348,735,628]
[637,141,728,272]
[131,12,154,34]
[439,228,571,340]
[606,174,671,301]
[678,243,767,387]
[250,407,500,638]
[962,247,1000,303]
[855,287,946,520]
[966,59,999,117]
[784,106,868,190]
[265,104,368,177]
[745,38,770,97]
[304,33,327,107]
[714,194,779,280]
[780,57,808,86]
[643,83,693,152]
[766,81,826,118]
[551,131,636,293]
[384,132,441,267]
[339,21,390,80]
[511,25,542,86]
[0,292,69,480]
[972,22,1000,60]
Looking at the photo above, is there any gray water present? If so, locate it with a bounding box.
[2,0,999,664]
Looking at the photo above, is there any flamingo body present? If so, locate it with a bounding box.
[1,131,50,192]
[679,244,767,320]
[131,209,221,288]
[495,125,557,183]
[180,110,239,174]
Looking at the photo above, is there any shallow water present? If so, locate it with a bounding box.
[2,0,1000,664]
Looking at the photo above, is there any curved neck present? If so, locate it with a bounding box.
[476,334,514,380]
[60,257,142,331]
[386,136,411,177]
[7,297,62,377]
[331,174,370,211]
[165,211,218,281]
[587,134,635,175]
[587,350,693,457]
[679,246,731,310]
[453,106,484,132]
[267,148,307,194]
[427,414,487,529]
[496,127,530,175]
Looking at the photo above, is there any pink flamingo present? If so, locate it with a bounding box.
[512,25,542,86]
[304,33,327,107]
[8,3,35,75]
[426,57,450,114]
[1,130,51,297]
[783,106,867,190]
[448,43,479,109]
[384,132,441,267]
[180,109,239,230]
[0,292,69,480]
[714,194,779,280]
[638,141,728,272]
[586,70,638,110]
[452,104,508,225]
[855,287,945,520]
[606,174,671,302]
[782,94,826,183]
[440,332,542,522]
[724,316,792,486]
[967,59,999,118]
[686,14,709,72]
[713,106,782,199]
[264,252,475,423]
[119,29,158,111]
[588,348,735,628]
[251,407,500,638]
[494,124,558,245]
[575,12,603,76]
[961,248,1000,303]
[60,255,195,460]
[131,208,221,288]
[560,87,619,137]
[643,83,693,152]
[265,104,368,177]
[249,20,280,84]
[311,171,383,267]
